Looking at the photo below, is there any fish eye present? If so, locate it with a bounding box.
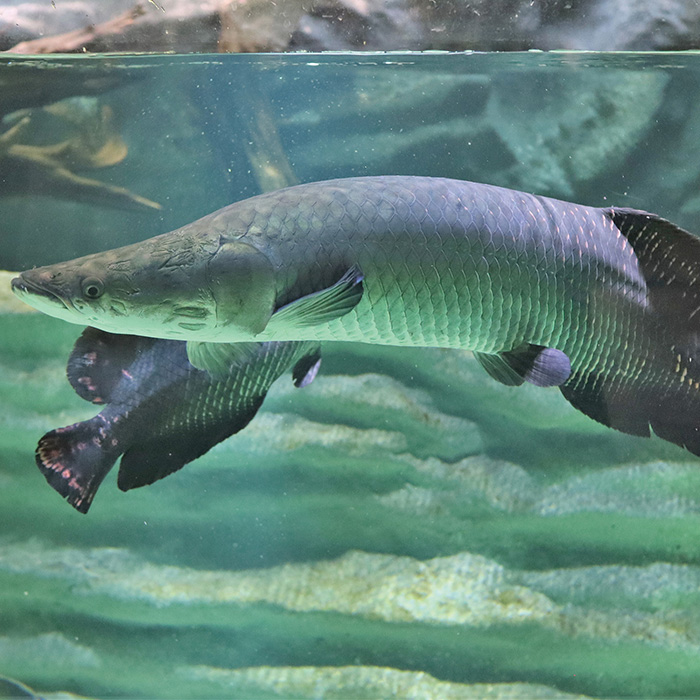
[81,277,104,300]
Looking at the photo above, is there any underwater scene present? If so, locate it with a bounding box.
[3,51,700,698]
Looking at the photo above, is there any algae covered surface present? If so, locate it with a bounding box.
[2,52,700,698]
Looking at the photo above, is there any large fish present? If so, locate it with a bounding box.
[36,327,320,513]
[12,175,700,455]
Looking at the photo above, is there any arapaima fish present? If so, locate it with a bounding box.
[13,176,700,455]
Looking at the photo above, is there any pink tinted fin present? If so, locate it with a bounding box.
[67,327,155,404]
[35,417,122,513]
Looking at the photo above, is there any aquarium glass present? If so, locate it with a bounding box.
[2,51,700,699]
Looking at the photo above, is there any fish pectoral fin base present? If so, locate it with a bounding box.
[67,327,157,404]
[35,419,122,514]
[209,240,276,336]
[474,345,571,388]
[117,397,265,491]
[187,341,262,379]
[271,264,364,329]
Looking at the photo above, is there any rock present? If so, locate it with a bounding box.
[537,0,700,51]
[0,1,223,53]
[266,373,483,460]
[534,461,700,518]
[220,411,409,467]
[5,539,700,654]
[183,664,589,699]
[5,0,700,53]
[380,454,537,514]
[486,69,669,196]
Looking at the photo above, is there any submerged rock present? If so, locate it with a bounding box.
[182,664,589,699]
[487,69,668,196]
[267,372,483,460]
[4,539,700,656]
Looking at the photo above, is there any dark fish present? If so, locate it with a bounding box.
[36,328,320,513]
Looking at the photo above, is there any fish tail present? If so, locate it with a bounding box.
[35,416,121,513]
[562,208,700,456]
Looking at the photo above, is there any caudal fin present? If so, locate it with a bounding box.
[560,208,700,457]
[36,418,122,513]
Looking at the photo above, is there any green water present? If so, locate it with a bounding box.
[2,51,700,698]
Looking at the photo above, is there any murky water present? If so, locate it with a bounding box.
[2,51,700,698]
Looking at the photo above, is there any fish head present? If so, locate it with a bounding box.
[11,232,277,340]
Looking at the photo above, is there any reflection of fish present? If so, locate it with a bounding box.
[0,675,40,699]
[12,176,700,455]
[37,328,320,513]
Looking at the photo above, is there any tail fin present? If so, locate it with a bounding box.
[35,417,122,513]
[560,208,700,456]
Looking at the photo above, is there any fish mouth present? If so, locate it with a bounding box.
[11,273,73,313]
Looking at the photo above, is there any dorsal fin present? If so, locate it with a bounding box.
[608,208,700,331]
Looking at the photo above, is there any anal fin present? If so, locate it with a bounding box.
[475,344,571,388]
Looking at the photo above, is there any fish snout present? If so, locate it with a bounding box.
[10,269,71,314]
[10,272,43,298]
[10,274,27,294]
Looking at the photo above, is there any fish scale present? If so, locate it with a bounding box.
[217,178,637,365]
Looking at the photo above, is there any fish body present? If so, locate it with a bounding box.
[37,328,320,512]
[13,176,700,454]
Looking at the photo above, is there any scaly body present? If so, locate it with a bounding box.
[13,176,700,454]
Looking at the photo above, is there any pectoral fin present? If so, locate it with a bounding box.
[474,344,571,388]
[271,265,364,329]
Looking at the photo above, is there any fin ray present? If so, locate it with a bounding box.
[36,418,122,513]
[475,344,571,388]
[186,341,262,379]
[271,264,364,329]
